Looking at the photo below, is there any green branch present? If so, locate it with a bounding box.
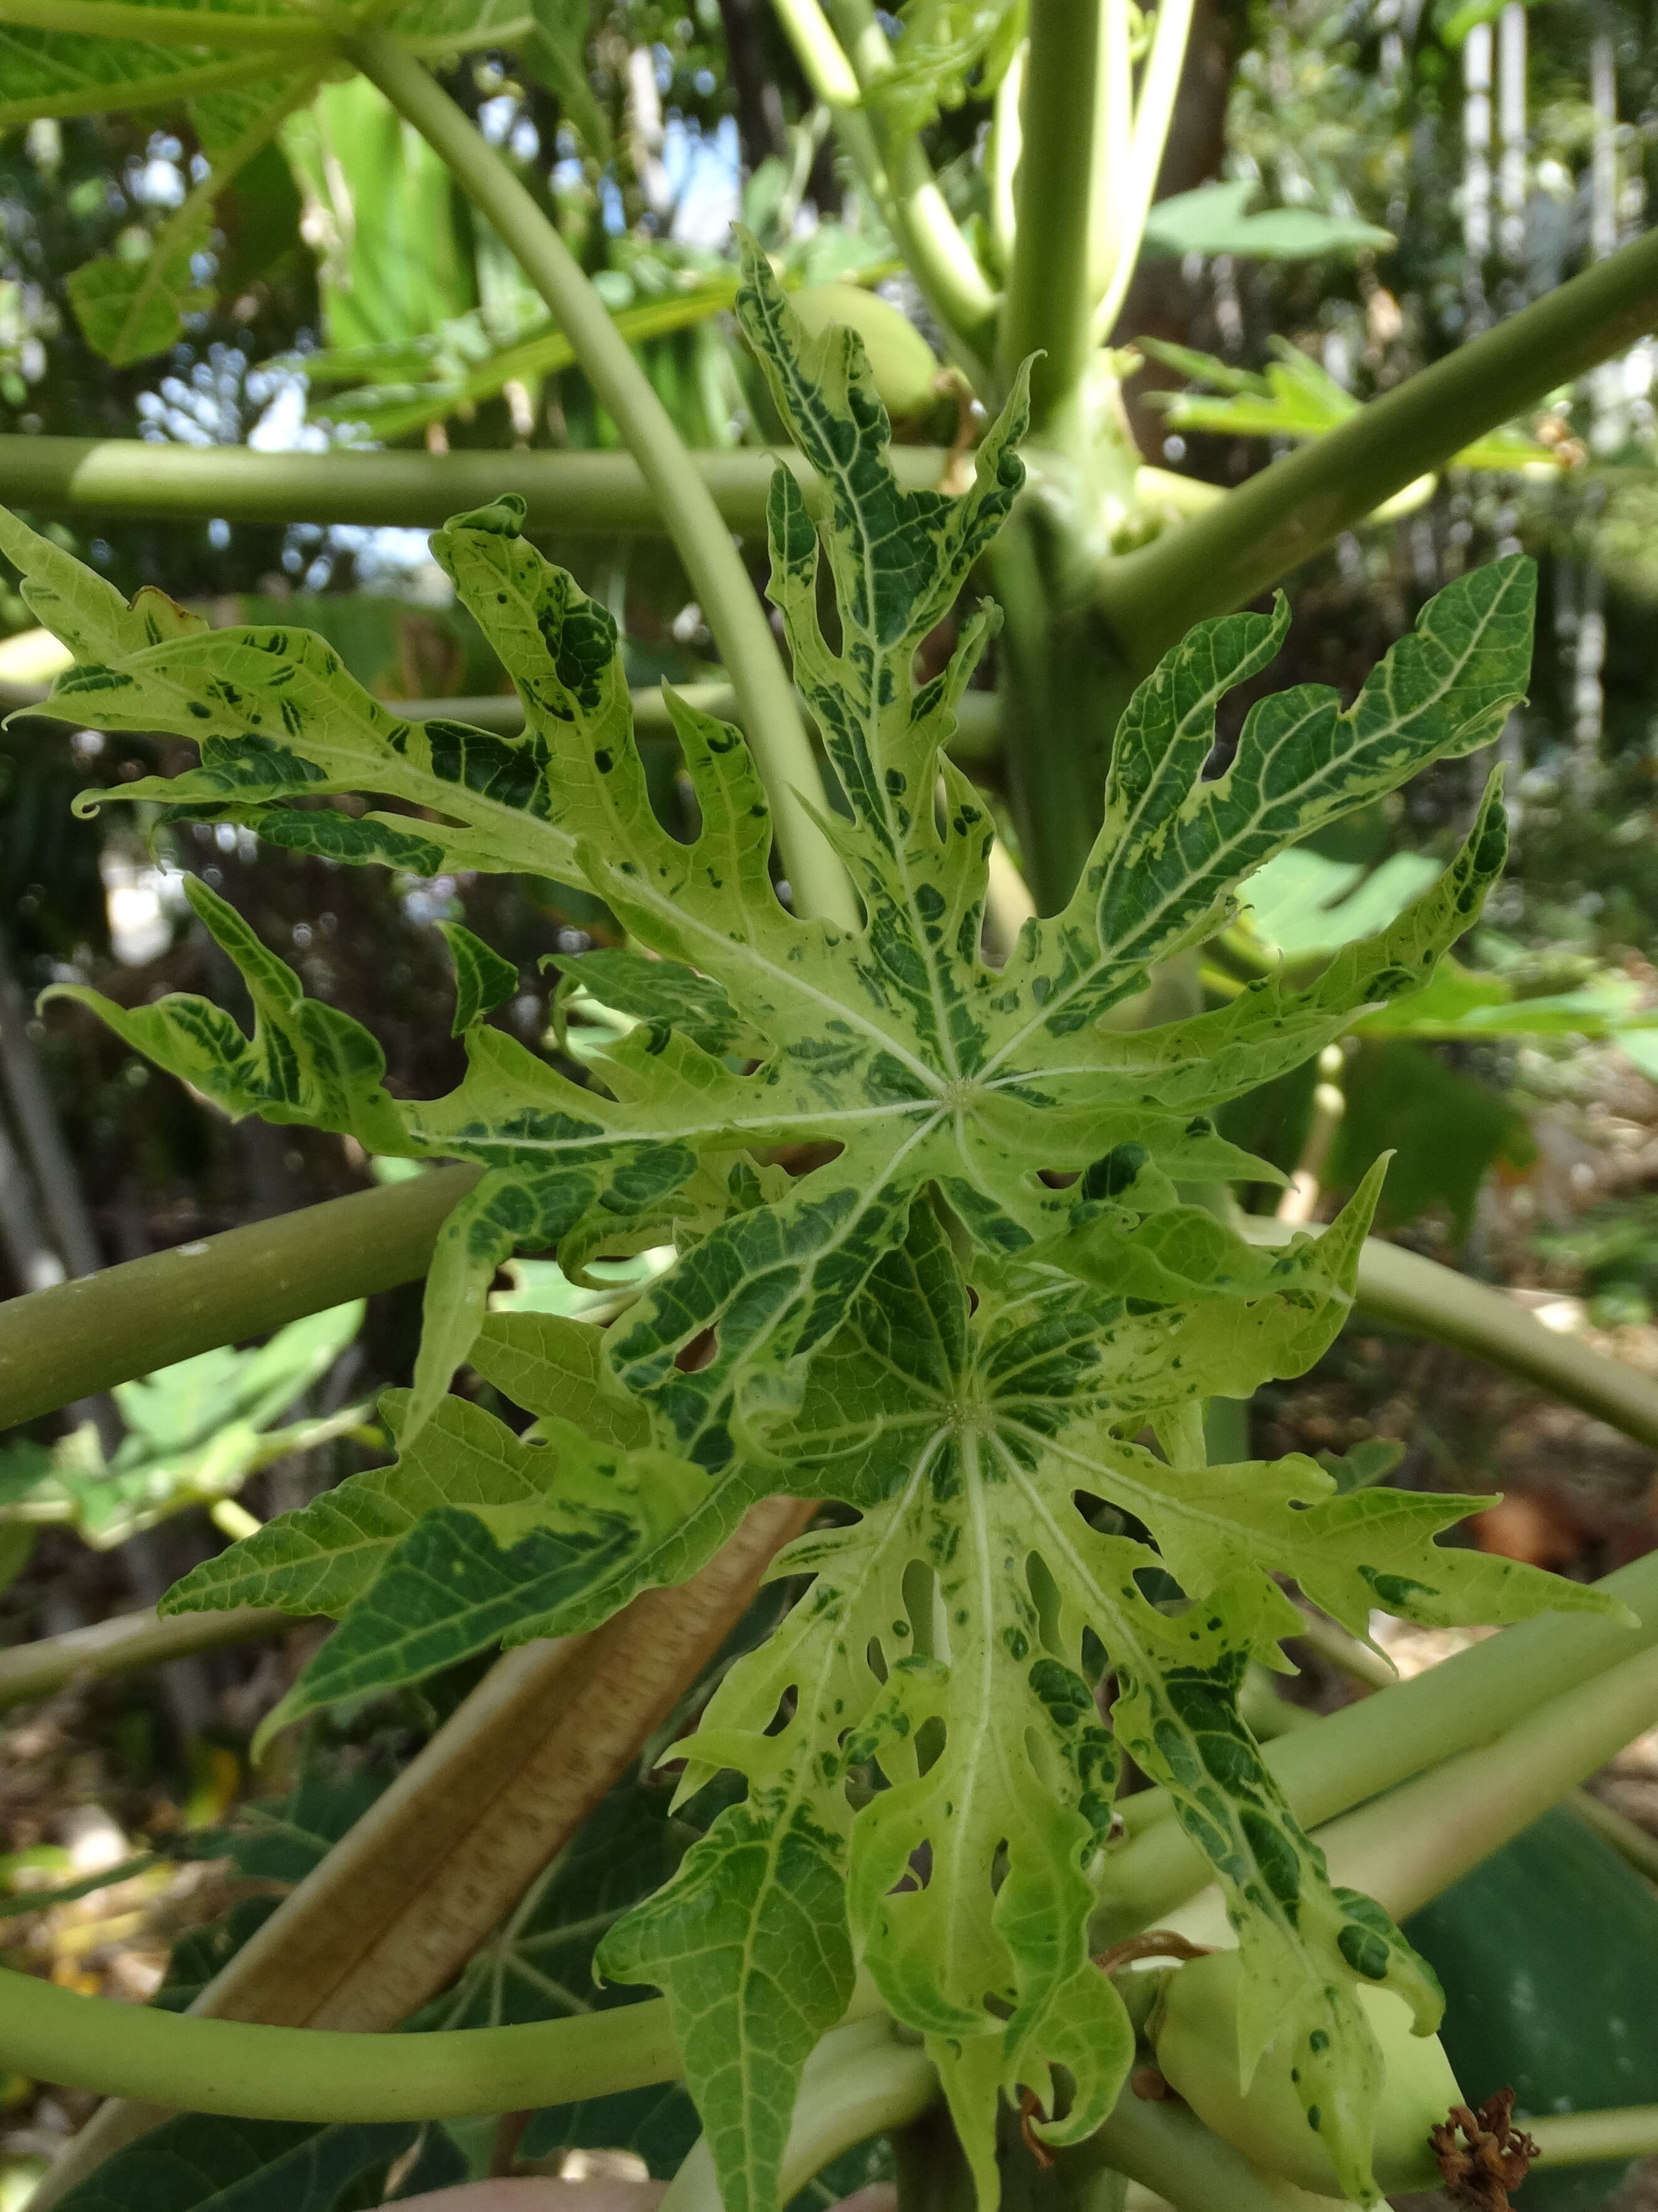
[413,681,1000,760]
[1291,1605,1658,1886]
[1529,2107,1658,2169]
[343,31,854,928]
[0,1605,288,1713]
[0,1968,679,2121]
[997,0,1108,431]
[0,1165,479,1430]
[1066,2087,1359,2210]
[1091,0,1195,339]
[1099,222,1658,669]
[827,0,998,369]
[1312,1641,1658,1925]
[0,0,332,48]
[0,437,959,535]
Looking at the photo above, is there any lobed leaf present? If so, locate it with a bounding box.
[0,237,1604,2212]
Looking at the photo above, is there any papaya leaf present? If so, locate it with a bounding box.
[440,921,519,1036]
[0,242,1530,1467]
[1141,180,1394,262]
[0,237,1597,2212]
[53,76,324,363]
[549,946,765,1060]
[0,19,306,133]
[163,1388,723,1743]
[50,2116,425,2212]
[66,219,214,367]
[1140,332,1568,471]
[602,1194,1615,2210]
[0,1304,363,1550]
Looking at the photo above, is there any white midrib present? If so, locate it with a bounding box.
[766,317,965,1085]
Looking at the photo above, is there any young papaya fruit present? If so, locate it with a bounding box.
[1151,1947,1461,2199]
[786,283,944,422]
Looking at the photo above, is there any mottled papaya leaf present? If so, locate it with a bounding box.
[466,1309,654,1448]
[604,1187,1623,2212]
[550,946,764,1060]
[0,232,1597,2212]
[0,242,1530,1476]
[440,922,518,1036]
[163,1390,727,1742]
[44,876,408,1152]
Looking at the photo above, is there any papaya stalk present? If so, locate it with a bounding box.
[1527,2106,1658,2169]
[341,29,857,931]
[0,1603,288,1713]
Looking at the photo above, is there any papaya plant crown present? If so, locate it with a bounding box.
[0,245,1617,2212]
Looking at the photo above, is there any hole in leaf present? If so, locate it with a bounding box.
[675,1326,717,1373]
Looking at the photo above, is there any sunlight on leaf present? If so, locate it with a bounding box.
[0,238,1609,2212]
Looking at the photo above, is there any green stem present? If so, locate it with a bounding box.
[989,512,1139,909]
[1098,221,1658,671]
[460,681,999,759]
[827,0,997,368]
[1093,1543,1658,1940]
[342,31,854,929]
[660,2017,937,2212]
[997,0,1107,430]
[0,0,334,47]
[0,1165,480,1429]
[1091,0,1195,339]
[768,0,862,103]
[1528,2107,1658,2169]
[1237,1217,1658,1455]
[765,0,929,344]
[0,1968,679,2121]
[1567,1786,1658,1886]
[1064,2088,1347,2210]
[0,1605,288,1713]
[989,50,1021,274]
[0,435,947,535]
[1294,1604,1658,1887]
[1322,1640,1658,1923]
